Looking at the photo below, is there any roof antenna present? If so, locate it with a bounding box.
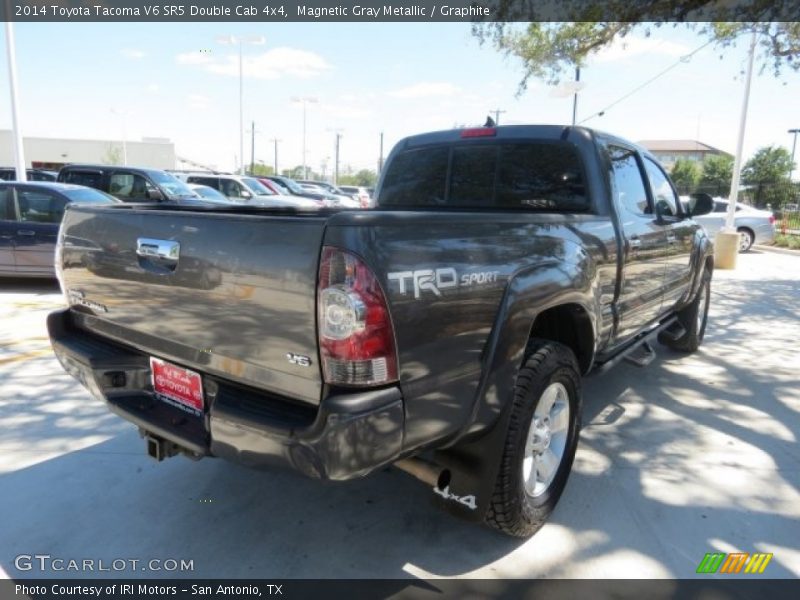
[484,115,496,127]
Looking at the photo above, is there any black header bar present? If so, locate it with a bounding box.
[1,0,798,23]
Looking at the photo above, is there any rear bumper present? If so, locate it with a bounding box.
[47,308,405,480]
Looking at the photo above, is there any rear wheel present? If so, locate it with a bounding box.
[737,227,754,252]
[485,340,582,537]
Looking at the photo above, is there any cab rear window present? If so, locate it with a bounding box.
[380,142,588,211]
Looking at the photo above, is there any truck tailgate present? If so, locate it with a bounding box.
[58,205,326,404]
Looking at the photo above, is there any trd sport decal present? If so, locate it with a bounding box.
[388,269,500,299]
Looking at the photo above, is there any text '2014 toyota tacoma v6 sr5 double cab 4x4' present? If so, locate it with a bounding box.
[49,125,715,537]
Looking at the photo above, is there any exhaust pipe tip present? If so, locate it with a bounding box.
[394,457,445,488]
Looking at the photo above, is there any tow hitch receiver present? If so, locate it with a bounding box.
[145,433,180,462]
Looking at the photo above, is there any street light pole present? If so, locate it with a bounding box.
[715,30,757,270]
[292,96,318,179]
[217,34,265,175]
[789,128,800,181]
[270,138,280,174]
[378,131,384,174]
[572,67,581,126]
[4,20,27,181]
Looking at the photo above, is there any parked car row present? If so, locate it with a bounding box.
[0,181,119,277]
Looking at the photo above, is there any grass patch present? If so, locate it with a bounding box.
[773,234,800,250]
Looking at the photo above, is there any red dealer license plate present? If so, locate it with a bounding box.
[150,357,204,416]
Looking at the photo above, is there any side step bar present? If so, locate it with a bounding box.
[594,316,681,375]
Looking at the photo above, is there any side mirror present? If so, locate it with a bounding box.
[688,192,713,217]
[148,189,165,202]
[241,190,252,199]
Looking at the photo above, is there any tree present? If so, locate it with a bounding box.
[699,155,734,197]
[473,11,800,93]
[102,144,123,165]
[338,169,378,187]
[281,166,306,179]
[248,163,274,177]
[670,159,700,192]
[742,146,794,207]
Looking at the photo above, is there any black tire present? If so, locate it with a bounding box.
[737,227,754,252]
[485,340,582,538]
[658,270,711,353]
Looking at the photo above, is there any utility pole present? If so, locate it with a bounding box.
[789,128,800,180]
[334,131,343,186]
[270,138,280,174]
[490,108,506,125]
[378,131,384,174]
[5,20,27,181]
[572,67,581,126]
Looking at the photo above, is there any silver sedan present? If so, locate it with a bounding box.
[683,197,776,252]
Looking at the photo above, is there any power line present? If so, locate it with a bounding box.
[578,39,715,125]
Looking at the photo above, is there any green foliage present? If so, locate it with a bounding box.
[248,163,274,177]
[742,146,794,184]
[281,166,308,180]
[774,233,800,250]
[337,169,378,187]
[742,146,794,208]
[670,159,700,189]
[473,8,800,93]
[102,144,123,166]
[699,155,734,197]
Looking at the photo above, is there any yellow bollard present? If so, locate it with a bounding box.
[714,231,740,270]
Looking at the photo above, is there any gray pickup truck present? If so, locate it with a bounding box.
[48,125,715,537]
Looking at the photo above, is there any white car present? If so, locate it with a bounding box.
[338,185,373,208]
[682,196,776,252]
[187,174,321,208]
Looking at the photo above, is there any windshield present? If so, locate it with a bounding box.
[62,187,118,204]
[277,177,305,194]
[191,186,229,203]
[148,171,197,198]
[242,177,274,195]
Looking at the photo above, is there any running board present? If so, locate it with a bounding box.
[625,341,656,367]
[594,316,679,375]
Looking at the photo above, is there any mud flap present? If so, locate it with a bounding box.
[430,404,514,522]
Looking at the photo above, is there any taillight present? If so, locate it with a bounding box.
[317,246,398,386]
[769,214,775,225]
[460,127,496,138]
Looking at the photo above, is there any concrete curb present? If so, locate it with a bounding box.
[753,244,800,256]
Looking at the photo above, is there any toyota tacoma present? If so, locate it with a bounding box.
[48,125,714,536]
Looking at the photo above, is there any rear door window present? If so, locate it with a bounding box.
[109,172,157,200]
[380,142,588,211]
[17,189,66,223]
[62,170,103,189]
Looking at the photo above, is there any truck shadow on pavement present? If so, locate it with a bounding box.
[0,273,797,580]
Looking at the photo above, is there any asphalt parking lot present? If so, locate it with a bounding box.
[1,250,798,580]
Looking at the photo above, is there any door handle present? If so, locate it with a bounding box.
[17,230,36,236]
[136,238,180,261]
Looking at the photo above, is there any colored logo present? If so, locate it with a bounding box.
[696,552,773,574]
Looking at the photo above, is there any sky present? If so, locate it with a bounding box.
[0,22,798,176]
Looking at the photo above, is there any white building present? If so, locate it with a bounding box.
[0,130,176,170]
